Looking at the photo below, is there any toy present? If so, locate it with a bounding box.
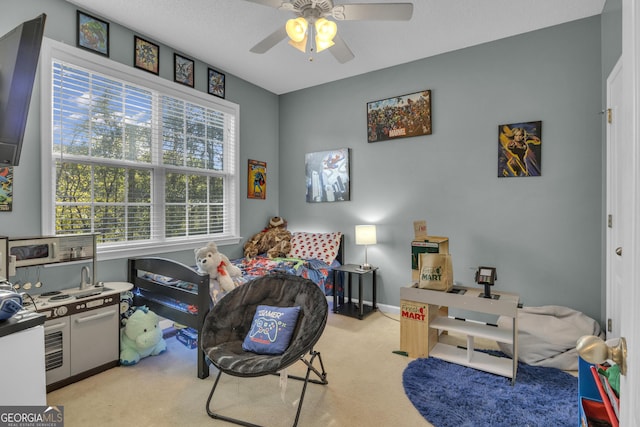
[195,242,242,295]
[120,306,167,366]
[119,290,135,327]
[243,216,292,259]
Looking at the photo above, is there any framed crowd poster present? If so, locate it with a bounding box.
[367,90,432,142]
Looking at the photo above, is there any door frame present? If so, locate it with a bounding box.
[618,1,639,425]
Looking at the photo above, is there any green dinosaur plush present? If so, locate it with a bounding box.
[120,306,167,366]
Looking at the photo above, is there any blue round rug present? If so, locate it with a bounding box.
[402,355,578,427]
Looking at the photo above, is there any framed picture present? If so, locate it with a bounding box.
[247,159,267,200]
[0,167,14,212]
[134,36,159,75]
[367,90,432,142]
[174,53,194,87]
[305,148,350,203]
[498,120,542,177]
[76,10,109,56]
[208,68,225,99]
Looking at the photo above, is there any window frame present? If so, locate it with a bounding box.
[40,38,240,260]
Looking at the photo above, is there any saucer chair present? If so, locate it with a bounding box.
[201,273,329,427]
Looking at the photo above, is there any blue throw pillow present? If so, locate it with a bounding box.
[242,305,301,355]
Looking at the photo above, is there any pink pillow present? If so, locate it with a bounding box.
[287,232,342,265]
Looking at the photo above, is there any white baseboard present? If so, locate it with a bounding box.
[326,296,399,315]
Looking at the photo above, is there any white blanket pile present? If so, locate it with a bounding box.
[497,305,604,371]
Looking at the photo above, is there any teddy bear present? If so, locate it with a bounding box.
[120,306,167,366]
[195,242,242,298]
[243,216,292,259]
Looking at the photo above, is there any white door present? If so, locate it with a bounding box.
[617,2,639,425]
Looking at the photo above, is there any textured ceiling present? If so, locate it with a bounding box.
[66,0,605,95]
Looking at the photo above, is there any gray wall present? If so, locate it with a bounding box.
[279,16,604,322]
[0,0,617,324]
[0,0,279,285]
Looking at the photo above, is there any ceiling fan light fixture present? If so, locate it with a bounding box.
[315,35,335,52]
[288,34,308,53]
[286,17,308,43]
[315,18,337,53]
[315,18,337,42]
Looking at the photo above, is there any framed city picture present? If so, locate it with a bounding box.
[174,53,194,87]
[77,10,109,56]
[248,160,267,200]
[498,120,542,177]
[208,68,225,99]
[134,36,159,75]
[305,148,350,203]
[367,90,432,142]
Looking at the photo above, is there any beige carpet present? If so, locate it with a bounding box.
[47,310,495,427]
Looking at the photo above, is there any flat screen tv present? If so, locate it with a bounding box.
[0,13,47,166]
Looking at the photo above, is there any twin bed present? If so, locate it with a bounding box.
[127,231,344,379]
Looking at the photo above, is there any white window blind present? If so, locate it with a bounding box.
[41,39,239,259]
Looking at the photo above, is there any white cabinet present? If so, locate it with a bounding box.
[400,285,520,383]
[0,324,46,405]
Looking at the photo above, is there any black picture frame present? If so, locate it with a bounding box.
[174,53,194,87]
[134,36,160,75]
[208,68,226,99]
[76,10,109,57]
[367,90,432,142]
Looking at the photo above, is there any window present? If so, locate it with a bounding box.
[41,39,239,259]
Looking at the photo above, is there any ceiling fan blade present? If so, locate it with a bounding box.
[250,27,288,53]
[333,3,414,21]
[329,34,355,64]
[242,0,287,9]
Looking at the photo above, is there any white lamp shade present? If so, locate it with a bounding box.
[286,17,308,43]
[315,18,337,52]
[355,225,377,245]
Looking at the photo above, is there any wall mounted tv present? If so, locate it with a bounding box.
[0,13,47,166]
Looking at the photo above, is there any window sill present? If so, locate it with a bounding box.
[96,236,241,261]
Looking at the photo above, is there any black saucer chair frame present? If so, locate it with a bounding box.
[202,274,330,427]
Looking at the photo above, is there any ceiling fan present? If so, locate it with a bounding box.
[244,0,414,63]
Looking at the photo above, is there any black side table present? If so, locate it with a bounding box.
[332,264,378,319]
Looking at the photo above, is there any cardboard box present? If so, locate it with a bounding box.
[399,299,447,358]
[176,327,198,349]
[411,236,449,281]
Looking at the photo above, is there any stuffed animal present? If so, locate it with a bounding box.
[195,242,242,294]
[243,216,292,259]
[119,290,135,327]
[120,306,167,366]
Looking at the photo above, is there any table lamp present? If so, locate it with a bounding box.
[355,225,376,270]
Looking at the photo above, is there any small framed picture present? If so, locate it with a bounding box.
[247,159,267,200]
[77,11,109,56]
[208,68,225,99]
[498,120,542,177]
[174,53,194,87]
[0,167,13,212]
[134,36,159,75]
